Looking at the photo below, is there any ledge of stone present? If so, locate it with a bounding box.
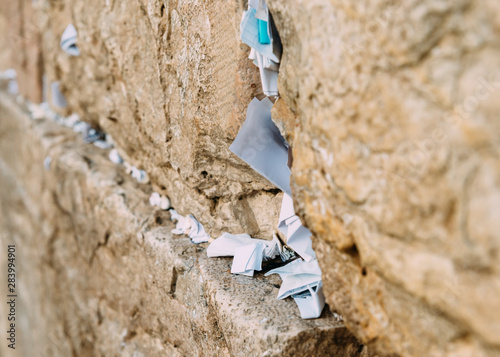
[0,91,366,356]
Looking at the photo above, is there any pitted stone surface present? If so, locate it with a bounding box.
[0,92,365,356]
[268,0,500,355]
[1,0,500,356]
[34,0,279,240]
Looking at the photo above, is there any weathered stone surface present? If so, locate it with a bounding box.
[268,0,500,355]
[0,92,365,356]
[35,0,281,239]
[1,0,500,356]
[0,0,43,102]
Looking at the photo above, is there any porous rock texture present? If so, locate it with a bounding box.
[37,0,280,240]
[269,0,500,356]
[0,0,499,356]
[0,92,365,356]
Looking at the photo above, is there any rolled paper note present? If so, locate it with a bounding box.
[258,19,270,44]
[149,192,161,207]
[60,24,80,56]
[159,196,171,210]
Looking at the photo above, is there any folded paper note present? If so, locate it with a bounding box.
[231,241,266,276]
[93,140,113,149]
[265,259,322,298]
[208,232,282,276]
[240,7,279,63]
[149,192,161,207]
[109,149,124,164]
[159,196,171,210]
[60,24,80,56]
[229,98,291,195]
[44,156,52,171]
[149,193,170,210]
[249,49,279,96]
[278,193,316,261]
[1,69,19,95]
[207,232,255,257]
[265,258,325,318]
[170,210,210,244]
[50,82,67,109]
[131,167,149,184]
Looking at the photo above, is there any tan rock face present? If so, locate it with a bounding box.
[1,0,499,356]
[268,0,500,355]
[0,0,43,102]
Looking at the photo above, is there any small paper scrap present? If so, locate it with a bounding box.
[149,192,171,210]
[265,258,325,319]
[207,232,282,276]
[170,210,210,244]
[131,167,149,184]
[229,97,291,195]
[50,82,67,109]
[108,149,124,164]
[278,193,316,262]
[60,24,80,56]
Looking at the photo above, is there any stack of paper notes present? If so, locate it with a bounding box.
[241,0,281,96]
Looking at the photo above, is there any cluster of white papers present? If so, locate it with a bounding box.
[24,101,151,186]
[170,210,210,244]
[207,233,282,276]
[60,24,80,56]
[149,192,171,210]
[241,0,281,96]
[265,259,325,319]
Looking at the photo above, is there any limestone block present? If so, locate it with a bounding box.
[268,0,500,355]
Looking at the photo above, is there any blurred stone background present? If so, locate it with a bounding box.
[0,0,499,356]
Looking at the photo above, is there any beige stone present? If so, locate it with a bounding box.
[268,0,500,355]
[0,92,366,356]
[1,0,500,355]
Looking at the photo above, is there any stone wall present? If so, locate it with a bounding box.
[269,1,500,355]
[1,0,499,356]
[0,93,364,356]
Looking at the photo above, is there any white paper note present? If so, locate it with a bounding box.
[208,232,282,276]
[292,282,326,319]
[249,49,279,96]
[240,8,279,63]
[50,82,67,109]
[229,98,291,195]
[60,24,80,56]
[278,193,316,261]
[109,149,124,164]
[231,241,266,276]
